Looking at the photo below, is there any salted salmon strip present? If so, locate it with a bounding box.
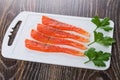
[37,24,89,43]
[31,29,87,50]
[42,16,90,37]
[25,39,84,56]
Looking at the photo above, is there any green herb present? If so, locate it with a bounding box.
[88,31,115,46]
[85,16,115,67]
[91,16,113,31]
[84,48,111,67]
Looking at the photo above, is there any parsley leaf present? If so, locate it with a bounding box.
[91,16,112,32]
[85,48,96,60]
[102,25,113,31]
[84,48,111,67]
[91,16,101,27]
[95,51,111,61]
[93,60,106,67]
[94,31,103,42]
[88,31,115,46]
[101,17,110,26]
[97,36,115,46]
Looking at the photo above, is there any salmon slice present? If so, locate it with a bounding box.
[31,29,87,50]
[25,39,84,56]
[42,16,90,37]
[37,24,89,43]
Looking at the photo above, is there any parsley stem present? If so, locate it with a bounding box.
[88,41,95,46]
[84,60,91,64]
[94,27,98,31]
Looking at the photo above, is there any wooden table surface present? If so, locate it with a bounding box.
[0,0,120,80]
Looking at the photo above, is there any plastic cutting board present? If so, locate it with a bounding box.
[2,11,114,70]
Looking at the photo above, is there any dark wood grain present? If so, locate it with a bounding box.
[0,0,120,80]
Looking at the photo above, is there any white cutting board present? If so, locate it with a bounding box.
[2,11,114,70]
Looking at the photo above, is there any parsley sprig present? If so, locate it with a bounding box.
[91,16,113,31]
[84,48,111,67]
[88,31,115,46]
